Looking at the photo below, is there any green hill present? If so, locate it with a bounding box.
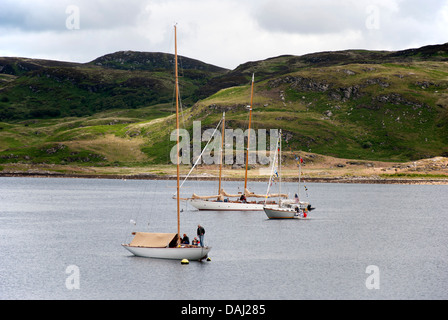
[0,44,447,170]
[191,61,448,162]
[0,51,228,120]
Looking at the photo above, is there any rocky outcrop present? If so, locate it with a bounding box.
[373,93,431,110]
[269,74,393,103]
[268,76,330,92]
[328,85,362,101]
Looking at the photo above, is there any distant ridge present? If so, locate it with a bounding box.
[89,51,228,73]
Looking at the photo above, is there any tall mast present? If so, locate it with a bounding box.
[174,25,180,243]
[298,154,301,200]
[279,129,282,201]
[244,74,254,191]
[218,112,225,195]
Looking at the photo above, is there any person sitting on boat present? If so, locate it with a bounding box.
[192,237,199,246]
[181,233,190,245]
[240,194,247,203]
[295,206,307,218]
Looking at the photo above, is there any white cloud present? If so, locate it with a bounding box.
[252,0,447,50]
[0,0,447,69]
[132,0,266,68]
[254,0,365,35]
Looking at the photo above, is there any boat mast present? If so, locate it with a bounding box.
[264,133,280,205]
[244,74,255,191]
[279,129,282,203]
[174,25,180,244]
[298,156,301,200]
[218,112,225,195]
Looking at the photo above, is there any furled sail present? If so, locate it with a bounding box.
[129,232,178,248]
[191,188,287,200]
[243,188,288,199]
[191,193,224,200]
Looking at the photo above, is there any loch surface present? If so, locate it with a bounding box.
[1,177,447,299]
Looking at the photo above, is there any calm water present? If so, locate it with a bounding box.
[0,177,447,300]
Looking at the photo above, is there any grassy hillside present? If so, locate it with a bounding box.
[0,51,228,120]
[0,104,174,167]
[188,61,448,162]
[0,44,448,171]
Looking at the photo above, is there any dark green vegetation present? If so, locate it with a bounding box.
[1,43,447,167]
[0,51,227,120]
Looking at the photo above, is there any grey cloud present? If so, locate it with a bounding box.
[1,0,446,69]
[253,0,366,35]
[367,0,448,48]
[396,0,447,21]
[0,0,149,32]
[253,0,448,36]
[0,1,66,31]
[252,0,448,53]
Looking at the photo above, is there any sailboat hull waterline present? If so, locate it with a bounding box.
[263,207,308,220]
[189,199,278,211]
[122,244,211,260]
[122,232,211,261]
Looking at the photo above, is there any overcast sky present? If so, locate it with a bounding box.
[1,0,447,69]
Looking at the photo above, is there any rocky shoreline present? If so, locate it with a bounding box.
[1,155,447,185]
[1,171,447,185]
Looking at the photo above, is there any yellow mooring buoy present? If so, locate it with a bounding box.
[181,259,189,265]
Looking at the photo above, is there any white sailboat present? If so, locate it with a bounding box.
[122,232,210,260]
[263,197,312,219]
[263,204,310,219]
[188,75,287,211]
[122,25,211,260]
[263,131,314,219]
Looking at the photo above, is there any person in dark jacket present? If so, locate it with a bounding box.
[197,224,205,247]
[181,233,190,245]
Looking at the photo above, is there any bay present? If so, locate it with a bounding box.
[0,177,447,300]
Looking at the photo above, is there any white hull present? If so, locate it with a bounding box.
[189,199,278,211]
[122,244,211,260]
[263,207,308,219]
